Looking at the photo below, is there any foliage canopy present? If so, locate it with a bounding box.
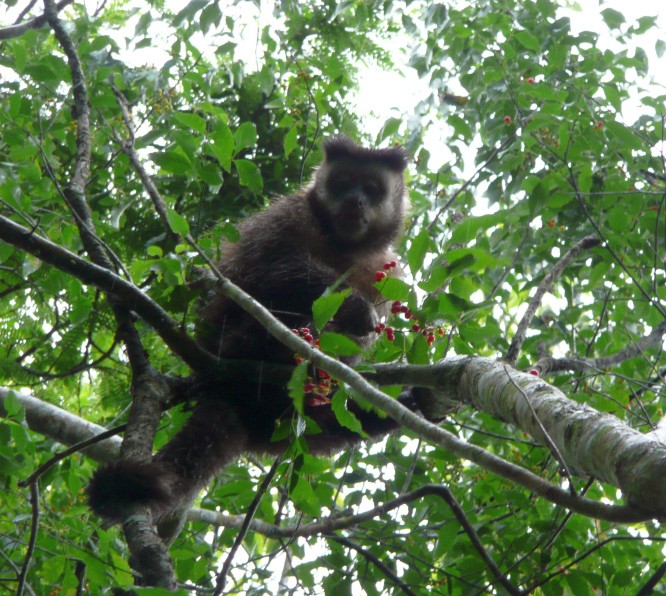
[1,0,666,593]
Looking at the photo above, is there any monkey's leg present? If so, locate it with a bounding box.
[146,399,248,542]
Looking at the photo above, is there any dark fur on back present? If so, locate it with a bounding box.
[88,138,412,545]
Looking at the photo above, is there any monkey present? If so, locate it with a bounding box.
[88,137,419,544]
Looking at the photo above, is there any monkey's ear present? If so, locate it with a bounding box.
[323,136,408,172]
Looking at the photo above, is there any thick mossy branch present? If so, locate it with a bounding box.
[375,355,666,516]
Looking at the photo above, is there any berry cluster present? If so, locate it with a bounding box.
[375,260,398,282]
[292,327,337,404]
[303,368,336,405]
[292,326,319,364]
[375,300,444,346]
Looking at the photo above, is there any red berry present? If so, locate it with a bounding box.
[374,325,383,333]
[595,120,603,128]
[308,395,331,406]
[404,309,412,319]
[390,260,397,268]
[383,262,392,270]
[427,334,435,345]
[504,116,512,124]
[375,271,387,282]
[412,324,421,332]
[529,369,539,376]
[304,383,316,393]
[527,77,535,84]
[292,328,300,335]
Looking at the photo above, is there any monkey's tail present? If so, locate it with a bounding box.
[87,460,171,524]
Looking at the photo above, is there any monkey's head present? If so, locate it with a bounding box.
[309,137,409,250]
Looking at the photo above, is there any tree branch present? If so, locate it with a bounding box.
[0,0,74,40]
[0,214,215,372]
[374,356,666,517]
[534,318,666,375]
[0,387,121,462]
[42,2,176,586]
[505,234,600,365]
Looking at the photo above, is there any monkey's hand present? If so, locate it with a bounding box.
[332,292,378,336]
[400,387,460,422]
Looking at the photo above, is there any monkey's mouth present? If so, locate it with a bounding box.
[339,213,368,225]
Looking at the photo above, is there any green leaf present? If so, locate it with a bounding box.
[408,230,431,274]
[377,117,401,142]
[657,39,666,58]
[407,333,430,364]
[604,121,644,150]
[2,391,24,422]
[290,476,321,516]
[601,8,625,30]
[234,159,263,192]
[197,162,223,185]
[312,290,349,330]
[166,208,190,236]
[377,277,412,302]
[437,293,470,318]
[607,205,629,232]
[234,122,257,151]
[318,332,362,357]
[151,149,192,175]
[209,121,234,170]
[284,126,299,157]
[287,362,308,415]
[449,210,511,245]
[514,30,540,52]
[448,114,473,139]
[331,390,363,434]
[172,112,206,133]
[200,1,222,33]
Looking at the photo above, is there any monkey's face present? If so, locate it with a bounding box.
[317,161,404,245]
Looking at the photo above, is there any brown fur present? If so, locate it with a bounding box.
[88,137,411,544]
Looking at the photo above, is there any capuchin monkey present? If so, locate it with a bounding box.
[88,137,420,544]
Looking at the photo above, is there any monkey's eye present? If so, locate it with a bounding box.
[363,182,383,198]
[329,178,352,196]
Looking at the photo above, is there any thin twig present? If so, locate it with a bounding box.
[214,456,282,595]
[19,424,126,487]
[505,234,600,365]
[504,366,576,495]
[17,482,40,596]
[534,318,666,376]
[427,134,515,232]
[328,534,417,596]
